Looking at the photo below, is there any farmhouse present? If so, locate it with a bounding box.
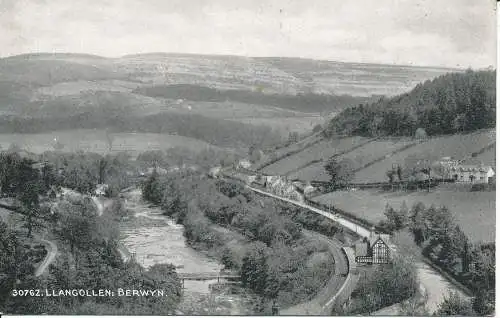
[237,159,252,170]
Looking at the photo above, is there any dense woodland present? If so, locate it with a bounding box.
[0,151,181,315]
[326,70,495,137]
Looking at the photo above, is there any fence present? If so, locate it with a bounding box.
[303,197,385,234]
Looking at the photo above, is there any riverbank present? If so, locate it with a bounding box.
[119,188,257,315]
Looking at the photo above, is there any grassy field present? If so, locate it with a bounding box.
[313,186,495,243]
[264,129,495,182]
[235,116,324,136]
[288,161,331,182]
[261,136,368,176]
[154,99,326,136]
[353,130,495,183]
[473,145,496,168]
[0,129,225,158]
[287,138,418,182]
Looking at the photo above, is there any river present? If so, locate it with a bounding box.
[119,189,256,315]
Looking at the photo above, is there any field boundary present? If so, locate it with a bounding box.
[352,141,419,174]
[254,133,325,171]
[471,141,496,158]
[284,137,378,177]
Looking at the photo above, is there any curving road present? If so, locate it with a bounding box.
[281,231,348,315]
[34,238,58,277]
[245,184,468,314]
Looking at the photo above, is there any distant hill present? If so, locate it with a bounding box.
[0,52,463,151]
[325,69,496,137]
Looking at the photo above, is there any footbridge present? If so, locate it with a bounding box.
[178,272,240,281]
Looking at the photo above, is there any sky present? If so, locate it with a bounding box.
[0,0,496,68]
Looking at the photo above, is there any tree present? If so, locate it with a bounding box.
[409,202,427,245]
[348,255,418,314]
[312,124,322,133]
[241,242,268,295]
[19,181,42,238]
[56,199,99,255]
[0,220,36,308]
[249,146,262,163]
[383,203,407,232]
[142,169,164,204]
[434,292,476,316]
[324,157,354,188]
[386,170,395,183]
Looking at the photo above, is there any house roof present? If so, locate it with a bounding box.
[370,234,391,248]
[450,164,493,173]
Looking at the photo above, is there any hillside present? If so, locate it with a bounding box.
[259,129,495,183]
[326,70,496,137]
[0,52,461,153]
[133,84,368,113]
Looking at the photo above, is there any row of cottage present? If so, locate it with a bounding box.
[437,157,495,184]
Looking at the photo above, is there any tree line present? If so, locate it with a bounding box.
[325,70,495,137]
[142,171,336,312]
[381,201,495,315]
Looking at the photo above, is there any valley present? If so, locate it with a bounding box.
[0,52,494,317]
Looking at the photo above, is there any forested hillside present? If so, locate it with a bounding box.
[325,70,495,137]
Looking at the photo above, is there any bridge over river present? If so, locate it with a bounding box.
[178,272,240,281]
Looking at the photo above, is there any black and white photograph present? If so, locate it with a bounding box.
[0,0,496,316]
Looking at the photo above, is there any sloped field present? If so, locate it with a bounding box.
[261,136,368,176]
[353,129,496,183]
[282,138,414,182]
[472,143,496,168]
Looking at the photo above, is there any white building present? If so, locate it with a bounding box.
[237,159,252,170]
[449,164,495,184]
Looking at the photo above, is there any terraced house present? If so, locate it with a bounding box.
[437,157,495,184]
[448,163,495,184]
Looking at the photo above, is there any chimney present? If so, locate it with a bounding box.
[369,226,376,241]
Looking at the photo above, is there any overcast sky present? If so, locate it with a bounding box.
[0,0,496,68]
